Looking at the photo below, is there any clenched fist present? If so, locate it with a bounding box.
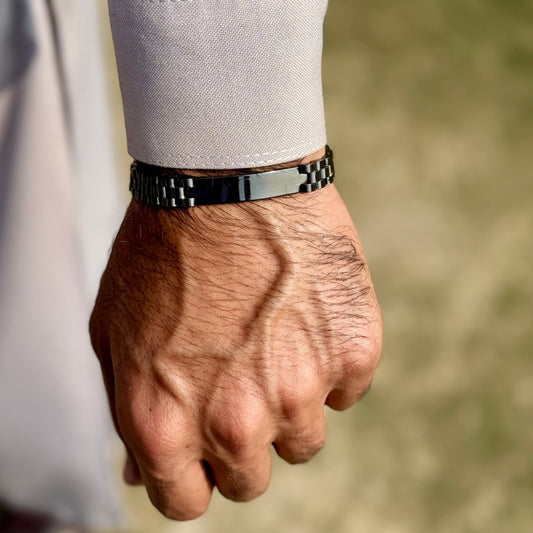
[89,182,382,520]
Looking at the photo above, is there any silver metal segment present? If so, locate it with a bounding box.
[130,146,334,208]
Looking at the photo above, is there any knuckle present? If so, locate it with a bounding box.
[156,498,208,522]
[245,478,270,501]
[341,332,382,384]
[340,305,383,378]
[237,484,269,502]
[277,418,326,464]
[297,431,326,459]
[278,394,303,421]
[353,358,376,391]
[147,475,211,521]
[281,453,303,465]
[120,400,175,460]
[135,425,165,459]
[221,474,270,503]
[280,433,326,464]
[208,402,264,455]
[278,377,320,420]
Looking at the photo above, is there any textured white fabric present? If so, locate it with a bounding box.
[0,0,124,527]
[109,0,328,168]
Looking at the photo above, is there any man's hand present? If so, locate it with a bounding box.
[89,184,382,520]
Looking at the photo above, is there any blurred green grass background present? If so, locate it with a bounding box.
[102,0,533,531]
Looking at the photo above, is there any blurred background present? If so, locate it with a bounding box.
[98,0,533,531]
[1,0,531,531]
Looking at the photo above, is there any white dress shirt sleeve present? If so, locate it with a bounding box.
[108,0,328,169]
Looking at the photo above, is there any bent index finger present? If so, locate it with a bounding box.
[115,379,213,520]
[132,420,213,520]
[139,458,214,521]
[87,324,125,440]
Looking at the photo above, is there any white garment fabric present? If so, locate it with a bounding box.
[0,0,124,528]
[0,0,327,526]
[109,0,328,168]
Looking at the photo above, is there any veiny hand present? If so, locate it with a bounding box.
[89,183,382,520]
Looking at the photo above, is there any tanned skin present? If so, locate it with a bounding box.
[89,148,383,520]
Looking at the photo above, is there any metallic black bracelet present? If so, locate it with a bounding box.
[129,145,334,208]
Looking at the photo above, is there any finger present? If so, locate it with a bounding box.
[113,379,213,520]
[123,450,143,485]
[91,314,145,488]
[202,404,274,502]
[90,331,123,438]
[325,382,373,411]
[207,445,272,502]
[273,406,326,464]
[325,335,381,411]
[325,354,377,411]
[139,459,214,521]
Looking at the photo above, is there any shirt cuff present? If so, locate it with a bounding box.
[109,0,328,169]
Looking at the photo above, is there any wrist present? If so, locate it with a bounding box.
[171,147,327,178]
[129,146,333,208]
